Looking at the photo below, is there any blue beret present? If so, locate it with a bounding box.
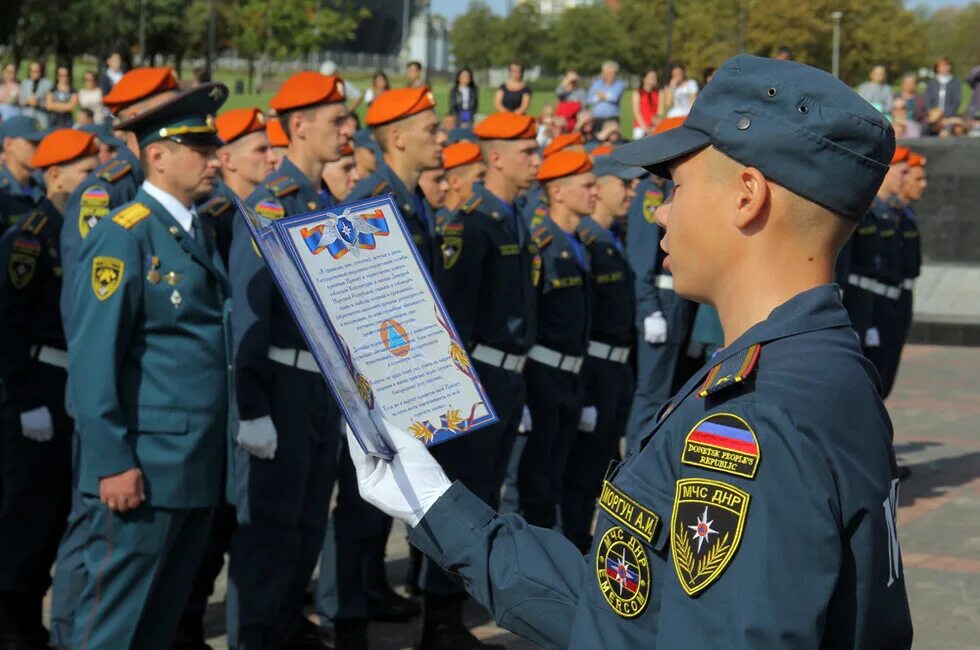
[613,55,895,220]
[446,126,475,144]
[80,123,126,150]
[0,116,46,142]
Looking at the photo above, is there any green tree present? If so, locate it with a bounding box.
[923,4,980,78]
[541,5,619,75]
[615,0,668,75]
[491,2,545,68]
[448,1,499,71]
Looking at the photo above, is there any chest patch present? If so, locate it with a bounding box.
[255,199,285,220]
[599,480,661,543]
[595,526,651,618]
[682,413,760,479]
[671,478,750,596]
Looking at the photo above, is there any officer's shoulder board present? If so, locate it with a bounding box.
[460,196,482,215]
[371,180,391,197]
[98,158,133,183]
[531,224,553,249]
[19,209,49,236]
[112,202,151,229]
[576,225,597,246]
[265,175,299,198]
[200,195,233,218]
[699,343,761,398]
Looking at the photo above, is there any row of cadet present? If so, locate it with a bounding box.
[0,64,926,650]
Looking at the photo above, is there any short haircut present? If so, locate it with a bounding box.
[602,60,619,73]
[934,56,952,72]
[78,107,95,121]
[278,106,317,141]
[407,61,422,72]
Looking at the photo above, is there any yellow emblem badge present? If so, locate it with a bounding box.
[595,526,651,618]
[8,253,36,289]
[92,256,124,300]
[671,478,750,596]
[642,189,663,224]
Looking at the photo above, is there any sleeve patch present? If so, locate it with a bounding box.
[682,413,760,479]
[254,199,285,220]
[8,252,37,289]
[91,256,125,300]
[671,478,750,596]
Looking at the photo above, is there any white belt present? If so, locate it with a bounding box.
[528,345,584,374]
[901,279,914,291]
[587,340,631,364]
[268,346,320,373]
[654,274,674,290]
[30,345,68,369]
[471,344,527,373]
[847,274,900,300]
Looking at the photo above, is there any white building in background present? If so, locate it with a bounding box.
[401,1,450,73]
[517,0,597,16]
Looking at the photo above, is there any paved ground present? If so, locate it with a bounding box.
[48,344,980,648]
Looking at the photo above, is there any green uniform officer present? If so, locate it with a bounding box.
[68,82,230,650]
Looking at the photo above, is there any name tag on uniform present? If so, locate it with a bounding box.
[498,244,520,256]
[551,276,583,289]
[595,271,624,284]
[599,480,661,543]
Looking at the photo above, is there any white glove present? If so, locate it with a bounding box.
[20,406,53,442]
[864,327,881,348]
[236,416,278,459]
[578,406,598,433]
[346,420,452,528]
[643,311,668,344]
[518,406,532,434]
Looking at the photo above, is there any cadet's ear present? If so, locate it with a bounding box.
[217,147,233,171]
[734,166,769,231]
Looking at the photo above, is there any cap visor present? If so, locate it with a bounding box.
[612,126,710,178]
[170,132,224,147]
[612,165,646,181]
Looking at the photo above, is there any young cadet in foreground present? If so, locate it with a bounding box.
[0,129,99,648]
[345,55,913,649]
[68,81,230,649]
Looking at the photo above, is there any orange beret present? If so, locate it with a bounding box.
[543,132,585,157]
[907,152,926,167]
[102,67,180,114]
[365,86,436,127]
[589,144,614,158]
[270,72,345,113]
[473,112,537,140]
[266,118,288,147]
[443,142,482,171]
[30,129,98,169]
[216,108,266,145]
[536,150,593,183]
[891,146,910,165]
[654,116,686,134]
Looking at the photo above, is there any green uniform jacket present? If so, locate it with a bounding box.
[68,187,232,508]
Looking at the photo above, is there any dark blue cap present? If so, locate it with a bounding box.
[353,128,382,160]
[116,82,228,148]
[592,154,645,181]
[446,126,475,144]
[80,123,126,150]
[613,55,895,220]
[0,116,46,142]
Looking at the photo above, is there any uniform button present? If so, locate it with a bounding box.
[736,116,751,130]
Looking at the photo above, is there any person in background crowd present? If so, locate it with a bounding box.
[555,70,587,105]
[0,64,20,122]
[595,120,622,144]
[73,108,94,128]
[46,66,78,129]
[19,61,52,129]
[774,45,793,61]
[495,61,531,115]
[575,110,596,142]
[704,67,717,85]
[964,65,980,121]
[441,141,485,212]
[663,63,698,118]
[265,117,288,169]
[0,128,99,649]
[364,71,389,107]
[858,65,893,114]
[632,69,660,140]
[192,67,211,87]
[449,68,479,127]
[925,56,962,135]
[321,61,363,112]
[586,60,625,130]
[406,61,425,89]
[77,71,105,124]
[893,72,927,138]
[98,52,125,95]
[321,141,360,202]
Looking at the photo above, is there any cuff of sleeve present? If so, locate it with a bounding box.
[409,481,496,568]
[78,421,138,479]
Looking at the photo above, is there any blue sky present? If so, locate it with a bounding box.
[431,0,976,22]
